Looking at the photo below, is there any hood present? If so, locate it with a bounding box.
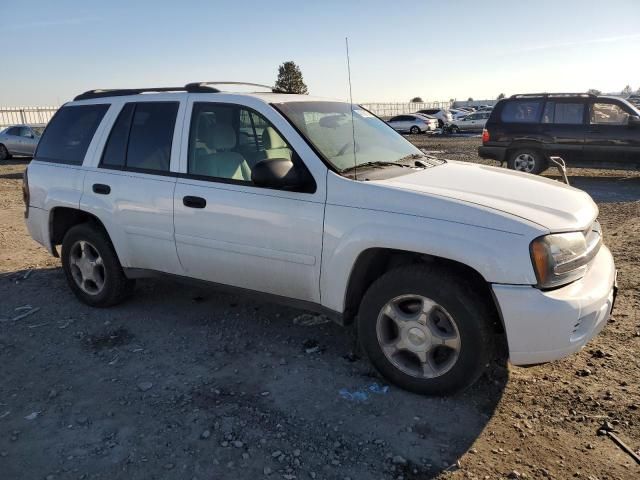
[375,161,597,232]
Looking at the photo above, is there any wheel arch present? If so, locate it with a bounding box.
[342,247,504,335]
[49,207,114,258]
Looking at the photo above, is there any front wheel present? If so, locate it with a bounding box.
[507,149,547,174]
[409,125,421,134]
[358,266,492,395]
[450,125,460,134]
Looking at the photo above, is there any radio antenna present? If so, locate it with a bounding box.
[345,37,357,180]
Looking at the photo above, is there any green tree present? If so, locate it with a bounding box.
[622,85,633,96]
[467,97,474,102]
[274,61,308,94]
[410,97,424,103]
[587,88,602,95]
[497,93,506,100]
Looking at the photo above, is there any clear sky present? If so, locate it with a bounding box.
[2,0,639,106]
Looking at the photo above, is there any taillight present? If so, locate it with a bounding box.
[22,167,29,218]
[482,128,490,143]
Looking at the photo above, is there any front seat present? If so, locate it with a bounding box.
[262,127,292,160]
[192,124,251,181]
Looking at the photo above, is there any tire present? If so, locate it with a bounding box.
[357,265,492,395]
[507,148,547,174]
[409,126,421,134]
[61,223,135,307]
[0,144,10,160]
[450,125,460,134]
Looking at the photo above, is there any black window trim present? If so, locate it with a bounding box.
[98,100,179,175]
[182,101,317,194]
[34,103,110,165]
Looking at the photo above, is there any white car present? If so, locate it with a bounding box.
[24,82,616,396]
[387,114,437,134]
[416,108,452,128]
[449,109,472,121]
[447,111,491,133]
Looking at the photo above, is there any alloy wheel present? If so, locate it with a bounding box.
[69,240,106,295]
[376,294,461,379]
[513,153,536,173]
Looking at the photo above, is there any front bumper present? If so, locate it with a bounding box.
[493,246,616,366]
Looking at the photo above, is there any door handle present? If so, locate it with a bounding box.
[92,183,111,195]
[183,196,206,209]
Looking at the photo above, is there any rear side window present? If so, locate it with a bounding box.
[100,102,178,172]
[541,102,584,125]
[36,104,108,164]
[500,100,542,123]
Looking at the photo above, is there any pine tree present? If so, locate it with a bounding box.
[497,93,505,100]
[274,61,308,94]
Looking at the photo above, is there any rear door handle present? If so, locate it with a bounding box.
[92,183,111,195]
[183,196,206,209]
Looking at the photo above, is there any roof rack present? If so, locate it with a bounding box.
[510,92,596,99]
[184,81,280,93]
[74,82,284,101]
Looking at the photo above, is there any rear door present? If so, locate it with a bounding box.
[539,99,586,164]
[173,97,326,303]
[81,98,185,274]
[584,99,640,168]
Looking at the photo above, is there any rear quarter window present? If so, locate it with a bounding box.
[500,100,542,124]
[36,104,109,165]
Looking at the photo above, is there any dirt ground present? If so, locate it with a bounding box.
[1,136,639,480]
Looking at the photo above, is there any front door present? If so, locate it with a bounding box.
[584,100,640,168]
[173,99,326,303]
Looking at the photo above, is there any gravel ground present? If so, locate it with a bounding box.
[1,136,639,480]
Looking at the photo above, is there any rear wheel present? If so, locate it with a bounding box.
[358,265,492,395]
[507,149,547,174]
[0,144,10,160]
[61,223,134,307]
[409,125,421,134]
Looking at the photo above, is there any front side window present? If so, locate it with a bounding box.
[274,101,426,172]
[501,100,542,123]
[100,102,178,172]
[541,102,584,125]
[36,104,108,164]
[188,103,293,183]
[591,102,630,125]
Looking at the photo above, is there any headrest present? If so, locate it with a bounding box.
[262,127,287,150]
[212,124,237,150]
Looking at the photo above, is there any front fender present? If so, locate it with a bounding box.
[320,204,537,313]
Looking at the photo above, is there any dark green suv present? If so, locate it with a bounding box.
[479,93,640,174]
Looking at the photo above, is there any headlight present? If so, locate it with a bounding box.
[530,225,601,289]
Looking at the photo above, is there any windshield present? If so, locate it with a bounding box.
[273,101,425,172]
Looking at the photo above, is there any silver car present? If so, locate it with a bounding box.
[387,114,436,134]
[0,124,45,159]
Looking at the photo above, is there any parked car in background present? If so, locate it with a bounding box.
[449,109,472,121]
[412,113,439,130]
[387,114,436,134]
[627,94,640,109]
[479,93,640,173]
[416,108,452,128]
[23,82,617,396]
[0,124,45,159]
[477,105,494,112]
[446,111,491,133]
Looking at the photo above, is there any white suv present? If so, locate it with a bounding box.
[23,82,617,395]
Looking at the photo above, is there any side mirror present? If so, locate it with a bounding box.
[251,158,314,192]
[628,115,640,127]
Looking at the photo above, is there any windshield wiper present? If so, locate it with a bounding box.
[340,161,408,174]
